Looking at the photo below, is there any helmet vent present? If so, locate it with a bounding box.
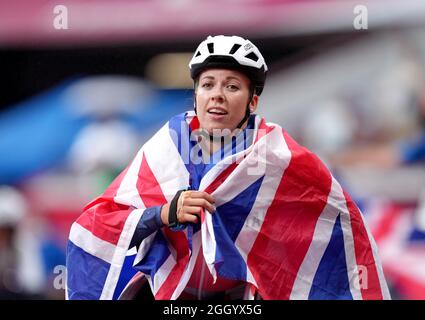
[229,44,242,55]
[195,51,201,57]
[245,52,259,62]
[207,43,214,54]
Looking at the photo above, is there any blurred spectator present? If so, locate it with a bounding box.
[67,116,140,176]
[330,85,425,169]
[64,76,150,191]
[300,97,357,163]
[0,185,45,299]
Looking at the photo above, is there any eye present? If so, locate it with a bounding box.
[227,84,240,91]
[201,82,213,89]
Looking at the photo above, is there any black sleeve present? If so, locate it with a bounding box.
[129,205,164,249]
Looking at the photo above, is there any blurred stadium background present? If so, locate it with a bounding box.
[1,0,425,299]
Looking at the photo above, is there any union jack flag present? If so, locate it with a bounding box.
[363,200,425,299]
[66,111,390,300]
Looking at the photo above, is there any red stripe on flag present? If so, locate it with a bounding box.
[204,162,238,194]
[247,130,332,299]
[254,119,274,143]
[137,152,168,207]
[155,228,190,299]
[77,165,132,245]
[189,116,200,132]
[76,202,132,246]
[344,191,384,300]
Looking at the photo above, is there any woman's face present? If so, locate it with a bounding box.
[195,68,258,134]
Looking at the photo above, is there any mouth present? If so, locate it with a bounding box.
[207,107,228,116]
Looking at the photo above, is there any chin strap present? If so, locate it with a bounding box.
[235,91,255,129]
[193,84,198,115]
[235,104,251,129]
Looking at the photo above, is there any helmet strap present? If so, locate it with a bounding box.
[193,83,198,114]
[236,90,255,129]
[235,104,251,129]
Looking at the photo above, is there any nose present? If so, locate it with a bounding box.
[209,85,225,102]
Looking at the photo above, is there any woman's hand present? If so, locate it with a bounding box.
[160,191,215,226]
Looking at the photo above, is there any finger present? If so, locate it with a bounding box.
[183,198,215,212]
[183,206,202,215]
[177,191,191,209]
[180,213,198,224]
[189,191,215,203]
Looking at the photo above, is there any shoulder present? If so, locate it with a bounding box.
[280,127,332,183]
[264,120,326,167]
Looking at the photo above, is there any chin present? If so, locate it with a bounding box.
[199,116,238,134]
[207,123,231,133]
[199,120,220,132]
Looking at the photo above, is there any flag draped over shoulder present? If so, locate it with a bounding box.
[66,111,390,300]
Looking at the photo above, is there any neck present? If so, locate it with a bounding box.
[200,122,250,156]
[209,137,227,156]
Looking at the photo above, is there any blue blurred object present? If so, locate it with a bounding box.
[0,80,88,184]
[0,77,192,184]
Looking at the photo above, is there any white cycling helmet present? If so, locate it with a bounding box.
[189,35,268,96]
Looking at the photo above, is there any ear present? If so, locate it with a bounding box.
[249,95,259,113]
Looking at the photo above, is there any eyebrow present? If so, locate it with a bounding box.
[200,76,242,81]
